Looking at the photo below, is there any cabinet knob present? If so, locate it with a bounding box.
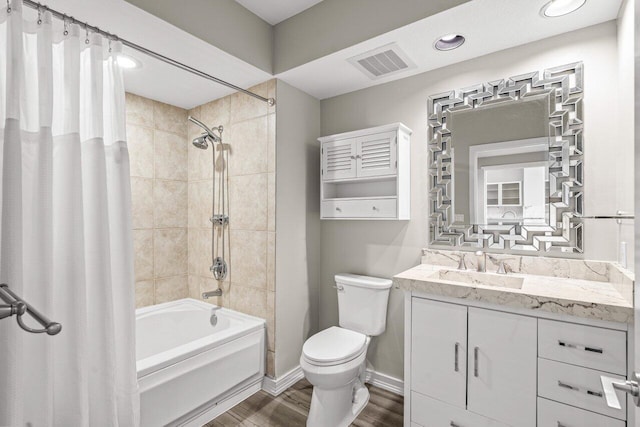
[350,155,356,160]
[372,206,378,211]
[336,207,341,212]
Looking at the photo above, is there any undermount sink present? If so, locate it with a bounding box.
[430,269,524,290]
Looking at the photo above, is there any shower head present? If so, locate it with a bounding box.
[188,116,222,143]
[192,134,209,150]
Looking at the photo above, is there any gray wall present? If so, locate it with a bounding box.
[125,0,273,73]
[274,81,321,376]
[319,21,632,380]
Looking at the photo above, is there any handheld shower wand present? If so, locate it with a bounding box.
[188,116,229,283]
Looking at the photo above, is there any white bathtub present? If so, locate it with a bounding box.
[136,298,265,427]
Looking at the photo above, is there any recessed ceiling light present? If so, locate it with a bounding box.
[116,54,142,69]
[434,34,465,51]
[540,0,586,17]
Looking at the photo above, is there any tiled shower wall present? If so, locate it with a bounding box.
[187,80,277,376]
[126,93,190,307]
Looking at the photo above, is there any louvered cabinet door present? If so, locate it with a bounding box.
[356,131,397,178]
[322,138,357,181]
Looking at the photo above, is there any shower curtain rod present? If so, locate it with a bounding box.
[22,0,276,106]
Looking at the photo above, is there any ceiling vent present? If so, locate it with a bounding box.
[348,43,416,80]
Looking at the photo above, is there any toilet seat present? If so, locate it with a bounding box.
[302,326,367,366]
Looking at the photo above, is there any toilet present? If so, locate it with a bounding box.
[300,274,392,427]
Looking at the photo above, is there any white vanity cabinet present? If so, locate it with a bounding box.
[319,123,411,220]
[410,298,536,427]
[406,295,630,427]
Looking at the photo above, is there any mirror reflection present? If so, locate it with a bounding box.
[449,95,550,226]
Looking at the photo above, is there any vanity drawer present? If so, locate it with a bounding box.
[411,391,509,427]
[321,198,396,218]
[539,319,626,374]
[537,397,625,427]
[538,358,626,420]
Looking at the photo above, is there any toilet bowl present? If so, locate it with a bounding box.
[300,274,392,427]
[300,327,371,427]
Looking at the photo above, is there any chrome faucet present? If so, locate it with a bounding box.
[475,251,486,273]
[202,289,223,299]
[457,253,467,270]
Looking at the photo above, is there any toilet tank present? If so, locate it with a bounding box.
[336,274,392,336]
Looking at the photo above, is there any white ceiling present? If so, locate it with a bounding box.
[36,0,623,109]
[234,0,325,25]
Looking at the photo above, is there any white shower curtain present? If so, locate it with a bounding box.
[0,2,139,426]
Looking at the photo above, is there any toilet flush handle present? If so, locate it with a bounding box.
[333,284,344,292]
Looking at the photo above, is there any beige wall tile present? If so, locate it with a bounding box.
[127,124,153,178]
[188,275,200,300]
[154,180,188,228]
[229,230,267,289]
[201,97,230,129]
[133,229,154,281]
[155,276,188,304]
[229,173,267,231]
[131,177,153,229]
[188,144,214,181]
[230,284,267,319]
[188,180,213,229]
[267,290,275,351]
[230,90,269,123]
[267,113,276,173]
[155,130,187,181]
[226,116,268,176]
[188,228,212,277]
[135,280,154,308]
[267,232,275,292]
[265,79,276,101]
[125,93,154,128]
[154,228,188,278]
[267,172,276,232]
[153,101,187,136]
[266,350,275,378]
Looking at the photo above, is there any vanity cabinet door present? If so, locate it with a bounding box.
[411,298,468,408]
[467,308,537,427]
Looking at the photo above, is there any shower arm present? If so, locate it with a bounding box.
[188,116,223,141]
[0,284,62,335]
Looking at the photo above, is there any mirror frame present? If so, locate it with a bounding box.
[428,62,584,253]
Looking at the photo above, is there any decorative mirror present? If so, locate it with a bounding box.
[428,62,584,253]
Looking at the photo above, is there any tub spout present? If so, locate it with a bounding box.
[202,289,223,299]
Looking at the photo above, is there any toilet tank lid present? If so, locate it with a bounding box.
[335,273,392,289]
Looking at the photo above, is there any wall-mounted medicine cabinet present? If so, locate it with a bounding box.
[318,123,411,220]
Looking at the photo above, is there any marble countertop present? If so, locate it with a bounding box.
[394,263,634,324]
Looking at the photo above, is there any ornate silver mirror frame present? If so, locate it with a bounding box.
[428,62,584,253]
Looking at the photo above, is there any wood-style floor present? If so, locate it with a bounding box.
[204,379,403,427]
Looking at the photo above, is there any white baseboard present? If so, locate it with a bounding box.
[365,369,404,396]
[262,365,305,396]
[262,365,404,397]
